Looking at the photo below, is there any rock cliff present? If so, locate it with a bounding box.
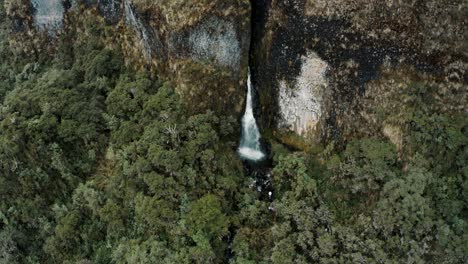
[5,0,466,144]
[251,0,466,143]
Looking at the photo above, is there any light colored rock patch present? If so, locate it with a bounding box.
[278,52,328,135]
[188,18,241,70]
[32,0,64,30]
[383,124,403,151]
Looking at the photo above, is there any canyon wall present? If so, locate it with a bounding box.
[5,0,466,143]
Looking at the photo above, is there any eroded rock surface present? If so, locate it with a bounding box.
[7,0,251,116]
[97,0,122,24]
[6,0,466,142]
[177,17,242,70]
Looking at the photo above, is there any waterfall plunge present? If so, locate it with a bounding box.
[238,70,265,161]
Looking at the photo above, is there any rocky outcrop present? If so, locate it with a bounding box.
[6,0,123,32]
[172,17,243,71]
[278,52,328,136]
[251,0,466,142]
[96,0,122,24]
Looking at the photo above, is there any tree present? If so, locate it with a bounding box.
[330,138,399,195]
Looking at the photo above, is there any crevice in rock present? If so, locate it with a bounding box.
[249,0,274,129]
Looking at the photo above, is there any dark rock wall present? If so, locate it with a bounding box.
[93,0,122,24]
[251,0,466,141]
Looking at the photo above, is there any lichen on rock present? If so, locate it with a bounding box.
[182,17,242,70]
[278,52,328,136]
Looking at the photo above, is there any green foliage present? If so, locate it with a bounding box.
[0,61,111,260]
[272,153,317,199]
[398,83,467,263]
[0,9,124,261]
[269,154,332,263]
[0,2,21,102]
[186,194,229,240]
[39,60,243,263]
[0,3,465,263]
[329,138,398,195]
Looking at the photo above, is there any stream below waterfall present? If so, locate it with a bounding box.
[237,68,274,202]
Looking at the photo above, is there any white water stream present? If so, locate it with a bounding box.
[238,70,265,161]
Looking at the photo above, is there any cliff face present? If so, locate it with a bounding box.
[6,0,466,143]
[7,0,251,115]
[251,0,466,142]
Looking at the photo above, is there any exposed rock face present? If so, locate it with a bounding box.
[251,0,466,142]
[175,17,242,71]
[8,0,123,31]
[123,0,161,61]
[7,0,465,142]
[360,64,467,147]
[278,52,328,135]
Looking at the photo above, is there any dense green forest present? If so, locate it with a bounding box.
[0,2,467,264]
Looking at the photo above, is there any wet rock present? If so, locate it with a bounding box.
[124,0,164,62]
[7,0,251,117]
[123,0,250,73]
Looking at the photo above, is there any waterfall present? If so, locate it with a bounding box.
[238,70,265,161]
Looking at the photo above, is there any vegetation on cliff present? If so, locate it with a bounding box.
[0,1,466,263]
